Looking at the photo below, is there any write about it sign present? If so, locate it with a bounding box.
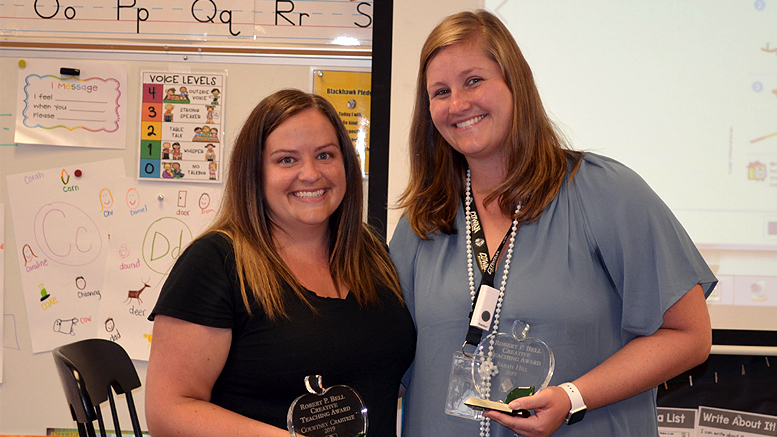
[658,406,777,437]
[1,0,374,47]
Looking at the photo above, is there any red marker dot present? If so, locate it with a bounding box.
[74,169,82,177]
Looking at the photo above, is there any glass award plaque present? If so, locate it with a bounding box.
[288,375,368,437]
[468,320,554,413]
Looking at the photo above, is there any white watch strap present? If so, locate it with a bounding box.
[559,382,586,413]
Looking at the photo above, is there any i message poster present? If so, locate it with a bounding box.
[15,58,128,149]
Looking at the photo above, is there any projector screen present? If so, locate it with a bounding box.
[485,1,777,332]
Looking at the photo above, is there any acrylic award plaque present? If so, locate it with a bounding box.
[288,375,367,437]
[469,320,554,410]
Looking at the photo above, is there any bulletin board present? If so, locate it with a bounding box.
[0,46,371,434]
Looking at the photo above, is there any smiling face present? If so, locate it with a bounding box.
[100,189,113,208]
[22,245,34,263]
[199,193,211,209]
[262,108,346,237]
[426,41,514,168]
[126,188,140,209]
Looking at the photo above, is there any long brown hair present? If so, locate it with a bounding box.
[205,89,402,320]
[397,10,582,238]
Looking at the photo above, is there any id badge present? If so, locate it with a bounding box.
[444,351,484,420]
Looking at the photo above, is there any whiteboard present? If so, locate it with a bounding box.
[481,1,777,334]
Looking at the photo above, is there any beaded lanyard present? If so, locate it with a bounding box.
[464,169,521,437]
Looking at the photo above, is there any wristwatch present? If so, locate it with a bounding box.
[559,382,587,425]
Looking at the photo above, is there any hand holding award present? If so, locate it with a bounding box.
[465,320,554,416]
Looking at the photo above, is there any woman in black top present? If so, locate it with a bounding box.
[146,89,416,437]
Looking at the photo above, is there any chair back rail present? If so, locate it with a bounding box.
[53,339,143,437]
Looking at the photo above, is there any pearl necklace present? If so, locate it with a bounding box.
[465,169,520,437]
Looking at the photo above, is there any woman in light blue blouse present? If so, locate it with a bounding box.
[391,10,716,437]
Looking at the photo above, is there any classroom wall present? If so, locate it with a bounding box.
[0,50,369,435]
[0,0,465,427]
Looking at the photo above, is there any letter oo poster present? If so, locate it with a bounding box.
[138,71,226,184]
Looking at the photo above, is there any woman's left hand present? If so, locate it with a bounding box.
[485,284,712,436]
[483,385,569,437]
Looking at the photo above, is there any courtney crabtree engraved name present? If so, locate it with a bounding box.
[288,376,367,437]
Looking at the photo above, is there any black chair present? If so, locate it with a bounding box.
[52,338,143,437]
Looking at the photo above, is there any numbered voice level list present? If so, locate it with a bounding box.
[138,76,224,182]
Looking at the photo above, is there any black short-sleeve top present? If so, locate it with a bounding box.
[150,233,416,436]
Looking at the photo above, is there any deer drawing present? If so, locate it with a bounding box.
[125,278,150,305]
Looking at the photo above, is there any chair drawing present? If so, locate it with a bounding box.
[52,338,143,437]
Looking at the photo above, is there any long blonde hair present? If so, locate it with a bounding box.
[205,89,403,321]
[398,10,582,238]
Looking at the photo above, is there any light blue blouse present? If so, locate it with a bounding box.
[390,153,717,437]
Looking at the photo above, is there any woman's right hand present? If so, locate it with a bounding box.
[483,386,570,437]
